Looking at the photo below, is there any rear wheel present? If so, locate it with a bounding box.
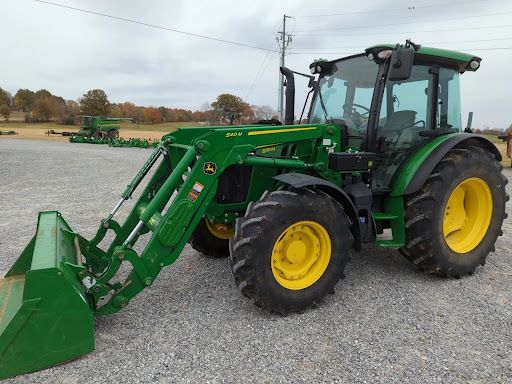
[109,130,119,139]
[229,188,352,314]
[400,145,508,277]
[189,219,233,258]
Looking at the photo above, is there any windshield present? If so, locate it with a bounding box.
[309,55,380,135]
[80,117,92,127]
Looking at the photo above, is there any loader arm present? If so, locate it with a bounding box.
[80,123,340,315]
[0,123,342,378]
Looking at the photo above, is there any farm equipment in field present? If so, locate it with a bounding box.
[69,135,160,148]
[68,135,107,144]
[46,129,75,136]
[0,41,508,379]
[498,132,512,167]
[109,137,160,148]
[74,116,133,139]
[0,130,17,135]
[47,116,133,138]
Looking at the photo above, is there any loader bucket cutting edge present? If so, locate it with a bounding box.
[0,211,95,379]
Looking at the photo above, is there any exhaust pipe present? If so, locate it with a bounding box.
[280,67,295,125]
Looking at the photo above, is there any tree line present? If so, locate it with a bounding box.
[0,87,276,125]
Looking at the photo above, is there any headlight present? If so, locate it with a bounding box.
[367,53,374,61]
[316,65,322,73]
[470,60,480,70]
[377,49,393,60]
[310,66,316,74]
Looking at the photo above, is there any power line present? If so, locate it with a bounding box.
[462,47,512,51]
[293,0,488,18]
[295,10,512,33]
[290,37,512,50]
[246,41,279,100]
[244,19,283,100]
[246,51,279,101]
[288,47,512,55]
[294,24,512,37]
[33,0,276,52]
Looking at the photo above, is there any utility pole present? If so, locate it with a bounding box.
[277,14,293,122]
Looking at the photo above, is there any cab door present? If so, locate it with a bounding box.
[371,64,436,191]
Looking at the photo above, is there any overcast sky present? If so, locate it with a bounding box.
[1,0,511,128]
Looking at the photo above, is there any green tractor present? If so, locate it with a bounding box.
[76,115,132,138]
[0,41,508,378]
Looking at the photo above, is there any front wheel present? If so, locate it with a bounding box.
[400,145,508,277]
[229,188,353,314]
[189,219,233,258]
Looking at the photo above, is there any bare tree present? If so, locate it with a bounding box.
[252,105,277,121]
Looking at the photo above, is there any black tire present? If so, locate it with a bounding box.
[400,144,508,277]
[229,188,353,314]
[189,219,231,258]
[109,130,119,139]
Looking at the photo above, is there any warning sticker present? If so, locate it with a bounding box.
[187,181,204,202]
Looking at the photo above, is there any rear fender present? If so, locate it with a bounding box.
[391,133,501,197]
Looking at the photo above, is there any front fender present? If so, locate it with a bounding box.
[273,172,362,251]
[391,133,501,197]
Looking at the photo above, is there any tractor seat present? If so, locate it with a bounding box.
[380,110,417,149]
[382,110,417,133]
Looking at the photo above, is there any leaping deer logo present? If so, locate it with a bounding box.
[204,162,217,175]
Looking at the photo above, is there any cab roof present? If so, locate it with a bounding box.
[366,44,481,73]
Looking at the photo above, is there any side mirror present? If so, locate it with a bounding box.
[388,47,414,81]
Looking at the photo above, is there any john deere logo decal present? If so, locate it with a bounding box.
[204,162,217,175]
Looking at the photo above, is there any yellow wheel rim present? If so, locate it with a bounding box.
[443,177,493,254]
[271,220,331,290]
[205,220,234,240]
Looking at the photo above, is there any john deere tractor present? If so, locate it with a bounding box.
[0,41,507,378]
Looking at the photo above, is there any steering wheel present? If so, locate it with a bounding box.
[346,103,371,133]
[351,103,371,116]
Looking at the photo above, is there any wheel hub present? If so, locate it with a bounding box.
[443,177,493,253]
[271,221,331,290]
[205,221,234,240]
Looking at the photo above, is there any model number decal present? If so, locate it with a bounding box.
[225,132,242,138]
[261,146,277,154]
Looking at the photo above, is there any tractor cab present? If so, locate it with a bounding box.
[80,115,93,128]
[307,42,481,191]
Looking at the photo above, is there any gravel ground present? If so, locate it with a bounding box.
[0,139,511,384]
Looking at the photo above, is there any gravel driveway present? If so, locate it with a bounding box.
[1,139,511,384]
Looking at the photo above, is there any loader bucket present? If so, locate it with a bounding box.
[0,211,94,379]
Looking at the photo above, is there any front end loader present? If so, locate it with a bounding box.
[0,41,507,379]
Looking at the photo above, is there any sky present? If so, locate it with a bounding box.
[1,0,511,128]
